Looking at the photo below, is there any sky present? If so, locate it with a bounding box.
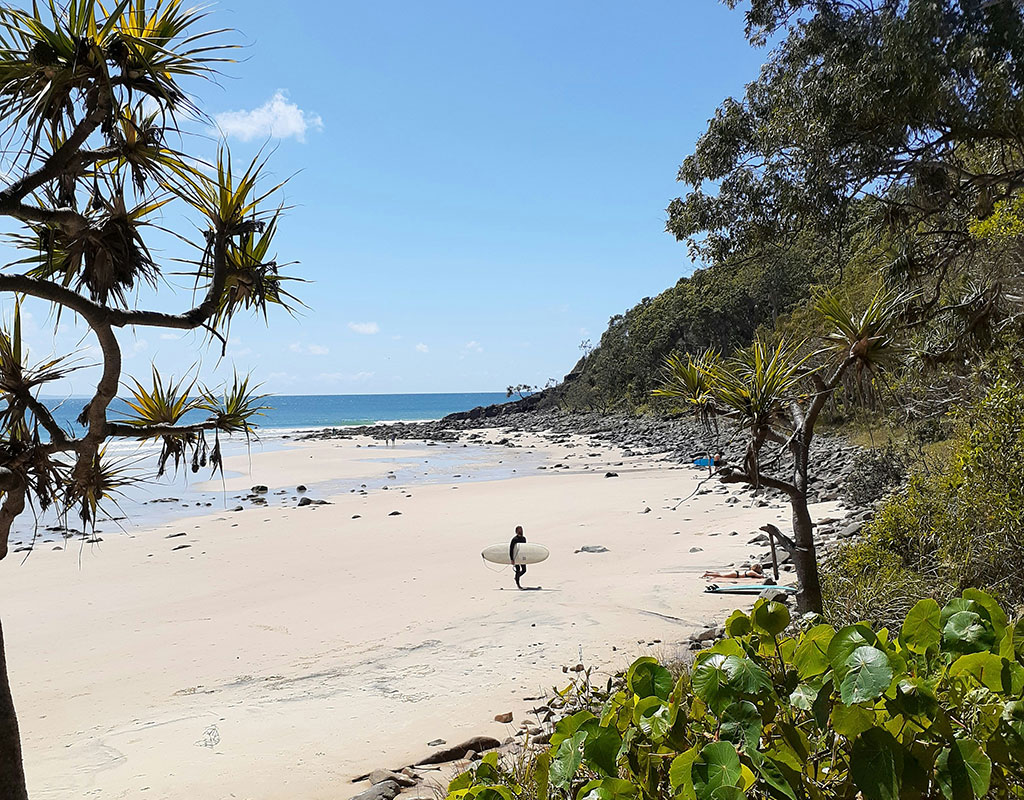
[6,1,769,396]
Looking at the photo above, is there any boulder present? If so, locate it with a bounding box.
[414,736,502,766]
[368,770,417,788]
[349,780,402,800]
[298,497,312,507]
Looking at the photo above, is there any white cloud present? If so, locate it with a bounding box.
[289,342,330,355]
[348,321,380,335]
[160,332,181,341]
[464,340,483,353]
[214,90,323,143]
[132,339,149,353]
[415,343,429,353]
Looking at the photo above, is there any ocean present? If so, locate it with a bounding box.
[7,392,528,545]
[42,392,512,433]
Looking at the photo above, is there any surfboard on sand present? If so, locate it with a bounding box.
[482,543,550,565]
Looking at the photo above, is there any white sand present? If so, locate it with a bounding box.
[0,431,839,800]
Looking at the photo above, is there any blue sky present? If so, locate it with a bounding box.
[10,1,767,395]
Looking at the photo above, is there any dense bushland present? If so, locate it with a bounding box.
[824,376,1024,628]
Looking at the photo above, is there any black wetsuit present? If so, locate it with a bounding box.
[510,533,527,588]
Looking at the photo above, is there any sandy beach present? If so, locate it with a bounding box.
[0,428,840,800]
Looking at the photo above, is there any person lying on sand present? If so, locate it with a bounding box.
[702,563,764,579]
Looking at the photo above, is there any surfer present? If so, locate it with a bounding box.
[510,525,527,589]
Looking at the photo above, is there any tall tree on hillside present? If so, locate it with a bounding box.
[0,3,300,796]
[658,289,907,613]
[669,0,1024,320]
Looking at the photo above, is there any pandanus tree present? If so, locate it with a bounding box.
[657,289,908,614]
[0,3,301,796]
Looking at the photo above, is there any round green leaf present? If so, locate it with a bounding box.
[793,624,835,679]
[936,740,992,800]
[851,728,903,800]
[722,655,771,695]
[950,652,1008,692]
[693,742,742,800]
[725,610,752,638]
[828,625,877,678]
[627,658,674,700]
[577,778,639,800]
[550,731,586,789]
[720,701,761,753]
[943,611,997,655]
[692,654,734,715]
[751,599,790,637]
[583,725,623,778]
[900,598,941,655]
[670,748,699,799]
[892,678,939,721]
[633,696,672,741]
[840,646,894,705]
[710,787,745,800]
[830,701,874,738]
[962,589,1007,638]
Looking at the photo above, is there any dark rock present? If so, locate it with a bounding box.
[297,485,307,492]
[298,497,312,507]
[414,736,502,765]
[388,511,402,516]
[251,485,268,493]
[604,472,619,478]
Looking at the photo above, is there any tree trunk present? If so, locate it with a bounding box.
[0,619,28,800]
[791,497,823,614]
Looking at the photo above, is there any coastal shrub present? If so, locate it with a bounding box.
[820,540,937,629]
[447,594,1024,800]
[862,378,1024,617]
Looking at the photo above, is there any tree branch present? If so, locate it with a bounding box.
[106,420,222,439]
[719,466,797,497]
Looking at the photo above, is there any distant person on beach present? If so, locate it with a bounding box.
[702,563,763,580]
[510,525,527,589]
[713,451,726,468]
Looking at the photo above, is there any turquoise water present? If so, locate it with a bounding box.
[42,392,511,433]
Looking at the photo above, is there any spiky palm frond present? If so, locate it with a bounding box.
[0,299,80,440]
[709,338,813,433]
[0,0,233,143]
[167,147,285,234]
[653,349,721,432]
[117,365,200,429]
[818,287,910,375]
[199,371,268,435]
[7,182,168,306]
[116,366,202,474]
[203,211,305,334]
[64,446,139,526]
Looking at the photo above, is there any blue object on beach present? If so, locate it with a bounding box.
[704,584,798,595]
[694,457,712,467]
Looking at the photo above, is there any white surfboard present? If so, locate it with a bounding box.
[482,543,550,565]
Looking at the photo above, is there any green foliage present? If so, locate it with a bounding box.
[824,377,1024,625]
[448,595,1024,800]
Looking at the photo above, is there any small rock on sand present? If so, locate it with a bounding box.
[298,497,312,507]
[604,472,618,478]
[494,712,513,723]
[349,780,402,800]
[388,511,402,516]
[368,769,417,788]
[576,545,609,554]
